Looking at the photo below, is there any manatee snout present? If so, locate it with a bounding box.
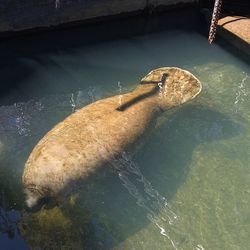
[24,186,52,212]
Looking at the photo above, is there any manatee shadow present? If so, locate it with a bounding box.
[136,104,243,199]
[18,104,243,249]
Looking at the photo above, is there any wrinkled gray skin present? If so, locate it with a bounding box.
[22,67,202,211]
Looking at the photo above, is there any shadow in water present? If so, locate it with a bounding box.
[16,104,242,249]
[220,17,248,27]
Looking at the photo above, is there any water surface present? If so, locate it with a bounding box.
[0,8,249,250]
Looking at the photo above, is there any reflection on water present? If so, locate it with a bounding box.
[0,8,250,250]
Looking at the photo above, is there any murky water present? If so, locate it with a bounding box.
[0,8,249,250]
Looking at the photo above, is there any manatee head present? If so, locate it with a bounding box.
[140,67,202,110]
[24,185,53,212]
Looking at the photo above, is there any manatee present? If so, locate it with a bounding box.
[22,67,202,211]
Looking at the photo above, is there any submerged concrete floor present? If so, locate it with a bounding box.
[218,16,250,56]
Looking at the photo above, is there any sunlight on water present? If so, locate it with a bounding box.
[0,9,249,250]
[105,151,180,248]
[234,72,249,112]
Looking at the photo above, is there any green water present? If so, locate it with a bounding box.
[0,9,249,250]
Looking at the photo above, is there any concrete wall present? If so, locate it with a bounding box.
[0,0,196,33]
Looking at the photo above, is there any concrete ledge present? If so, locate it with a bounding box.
[218,16,250,57]
[0,0,196,35]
